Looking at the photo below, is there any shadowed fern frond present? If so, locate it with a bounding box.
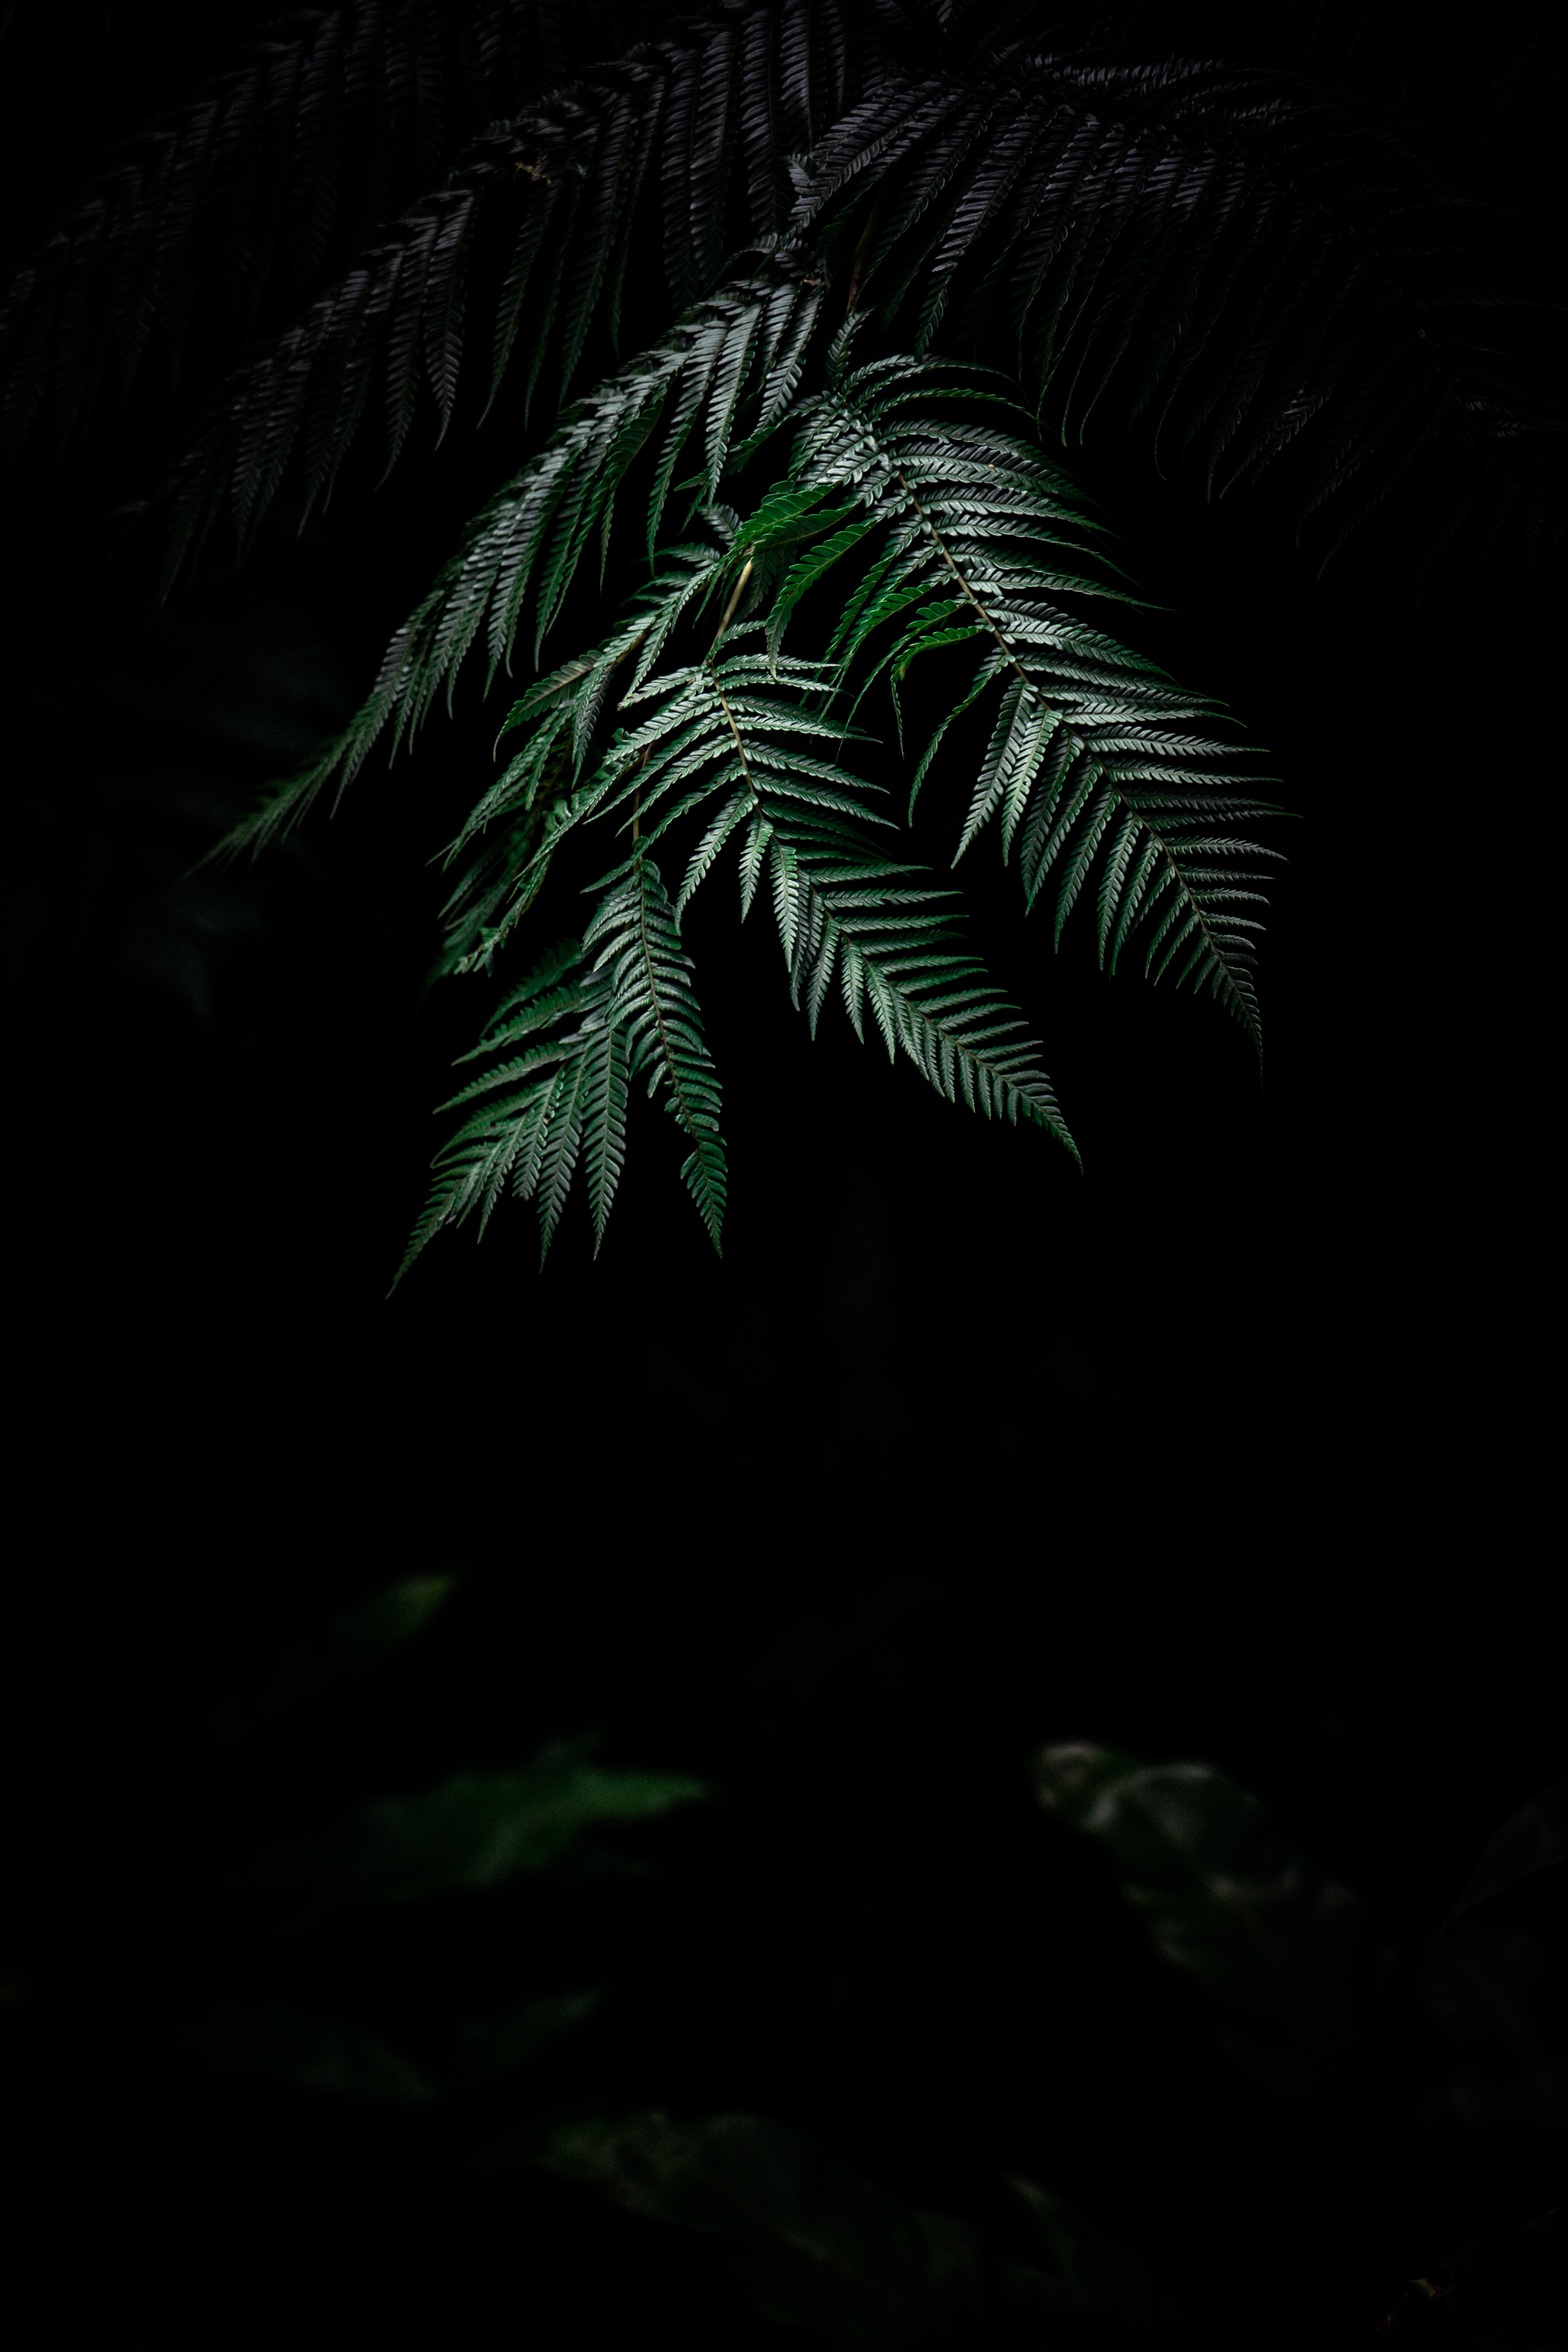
[399,843,725,1275]
[281,320,1291,1259]
[754,762,1076,1151]
[436,539,731,979]
[9,6,1559,584]
[757,356,1281,1054]
[41,0,940,555]
[212,258,822,857]
[611,643,1072,1151]
[420,597,1078,1263]
[583,851,728,1248]
[0,0,655,452]
[22,4,1558,1269]
[393,936,617,1280]
[793,51,1566,578]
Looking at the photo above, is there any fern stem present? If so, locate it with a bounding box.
[708,557,755,657]
[705,669,763,806]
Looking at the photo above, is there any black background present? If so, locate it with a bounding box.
[2,6,1561,2347]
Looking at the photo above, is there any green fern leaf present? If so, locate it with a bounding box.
[393,940,610,1287]
[596,643,1076,1157]
[210,263,822,861]
[583,854,727,1249]
[794,53,1564,580]
[779,355,1283,1058]
[120,2,940,574]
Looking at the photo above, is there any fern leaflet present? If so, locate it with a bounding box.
[768,355,1282,1056]
[212,261,822,858]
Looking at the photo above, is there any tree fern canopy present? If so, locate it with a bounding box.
[5,0,1560,1268]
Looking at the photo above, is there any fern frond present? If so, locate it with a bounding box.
[0,1,659,454]
[120,0,944,566]
[582,854,727,1248]
[759,784,1078,1156]
[399,843,726,1273]
[158,44,677,563]
[437,538,732,978]
[793,54,1566,581]
[394,936,619,1281]
[777,356,1282,1057]
[211,260,824,860]
[579,641,1076,1155]
[10,5,1557,596]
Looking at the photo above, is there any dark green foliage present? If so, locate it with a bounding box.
[0,2,670,447]
[17,1564,1557,2348]
[1437,1779,1568,1935]
[540,2113,1188,2347]
[6,2,1557,1265]
[205,1572,457,1752]
[143,1996,440,2104]
[397,850,726,1272]
[775,358,1279,1044]
[188,1740,706,1939]
[540,2110,995,2347]
[27,5,1550,587]
[4,18,1564,2351]
[1036,1742,1389,2115]
[216,257,825,850]
[338,341,1276,1258]
[796,53,1565,582]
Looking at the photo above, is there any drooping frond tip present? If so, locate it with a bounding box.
[775,356,1282,1061]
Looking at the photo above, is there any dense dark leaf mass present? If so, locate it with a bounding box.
[3,7,1562,2352]
[0,1,658,444]
[6,0,1555,1245]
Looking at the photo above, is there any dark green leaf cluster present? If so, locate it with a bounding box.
[537,2108,1182,2348]
[1036,1740,1389,2115]
[13,2,1543,586]
[398,352,1272,1266]
[189,1737,706,1939]
[797,53,1566,576]
[217,256,825,852]
[778,357,1279,1042]
[7,0,1558,1264]
[0,1,670,448]
[77,1564,1568,2350]
[396,845,726,1277]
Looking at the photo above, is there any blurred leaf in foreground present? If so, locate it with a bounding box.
[144,1987,602,2105]
[538,2110,985,2348]
[188,1745,707,1939]
[143,1997,435,2104]
[1007,2179,1183,2348]
[1035,1744,1386,2113]
[205,1573,459,1753]
[1438,1778,1568,1933]
[537,2111,1180,2348]
[437,1989,604,2095]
